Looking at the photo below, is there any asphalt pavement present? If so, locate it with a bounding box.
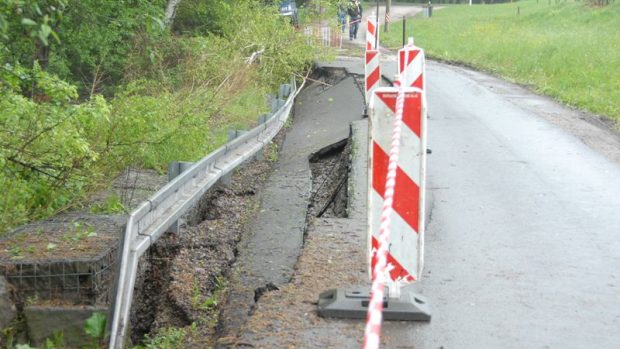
[233,52,620,348]
[384,59,620,349]
[225,7,620,346]
[218,72,368,341]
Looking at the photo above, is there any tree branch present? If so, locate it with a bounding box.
[6,156,64,181]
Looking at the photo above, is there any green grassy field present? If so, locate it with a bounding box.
[382,1,620,122]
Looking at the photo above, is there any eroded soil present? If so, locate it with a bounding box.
[129,134,285,347]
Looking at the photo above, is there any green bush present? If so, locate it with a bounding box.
[0,0,322,236]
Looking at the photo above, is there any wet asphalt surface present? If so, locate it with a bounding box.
[218,73,367,339]
[221,5,620,345]
[235,54,620,348]
[382,60,620,349]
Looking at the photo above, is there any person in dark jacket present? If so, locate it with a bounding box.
[347,0,362,40]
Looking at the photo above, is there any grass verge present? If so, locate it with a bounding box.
[382,1,620,122]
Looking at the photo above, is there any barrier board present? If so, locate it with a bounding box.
[368,87,427,285]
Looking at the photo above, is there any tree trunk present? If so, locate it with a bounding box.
[34,40,50,70]
[164,0,183,27]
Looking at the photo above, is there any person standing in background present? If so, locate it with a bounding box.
[347,0,362,40]
[337,1,347,33]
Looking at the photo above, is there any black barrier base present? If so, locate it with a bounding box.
[317,287,431,321]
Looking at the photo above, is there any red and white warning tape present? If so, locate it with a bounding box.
[349,18,363,25]
[362,52,409,349]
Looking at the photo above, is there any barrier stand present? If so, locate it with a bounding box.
[317,86,430,322]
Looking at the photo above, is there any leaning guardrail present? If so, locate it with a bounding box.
[108,78,299,349]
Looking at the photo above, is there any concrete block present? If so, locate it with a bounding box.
[0,276,17,330]
[348,119,369,219]
[24,305,107,348]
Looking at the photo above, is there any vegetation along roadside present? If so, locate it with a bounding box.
[0,0,331,236]
[382,0,620,123]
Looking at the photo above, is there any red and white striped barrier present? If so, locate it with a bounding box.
[365,50,381,105]
[364,83,427,349]
[397,38,425,91]
[366,14,379,50]
[368,86,426,288]
[363,39,428,348]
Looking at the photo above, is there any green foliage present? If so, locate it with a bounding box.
[173,0,315,88]
[15,330,65,349]
[0,0,66,48]
[90,194,126,214]
[15,344,37,349]
[382,0,620,121]
[0,0,323,236]
[191,274,228,312]
[0,63,110,232]
[135,327,187,349]
[1,0,166,94]
[44,331,64,349]
[268,142,279,162]
[84,311,107,347]
[50,0,166,94]
[62,221,97,244]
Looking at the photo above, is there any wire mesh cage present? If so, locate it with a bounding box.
[0,214,124,305]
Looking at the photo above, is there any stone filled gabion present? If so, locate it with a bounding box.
[0,214,124,305]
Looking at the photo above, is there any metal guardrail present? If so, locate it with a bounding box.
[108,78,298,349]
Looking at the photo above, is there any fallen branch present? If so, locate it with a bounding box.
[246,48,265,65]
[7,157,63,181]
[294,73,332,87]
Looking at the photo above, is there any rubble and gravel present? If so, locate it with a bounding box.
[227,218,368,349]
[308,140,351,219]
[129,135,284,347]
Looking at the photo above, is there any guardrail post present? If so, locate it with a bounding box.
[279,83,291,99]
[167,161,194,233]
[255,115,270,161]
[221,130,246,186]
[168,161,194,182]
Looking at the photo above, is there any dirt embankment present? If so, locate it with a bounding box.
[129,131,285,347]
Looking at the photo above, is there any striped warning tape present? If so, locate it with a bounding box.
[363,75,407,349]
[363,40,413,348]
